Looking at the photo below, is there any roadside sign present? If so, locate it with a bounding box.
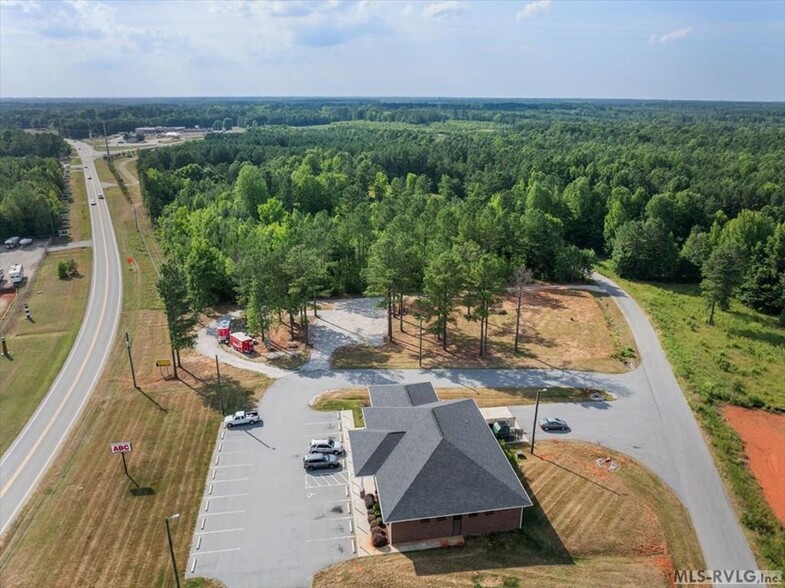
[155,359,171,367]
[110,441,132,454]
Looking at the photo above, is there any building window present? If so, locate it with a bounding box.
[436,517,447,521]
[468,513,479,518]
[485,511,495,516]
[420,519,431,524]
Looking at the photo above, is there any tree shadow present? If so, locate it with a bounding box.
[727,326,785,348]
[134,386,168,413]
[194,372,255,415]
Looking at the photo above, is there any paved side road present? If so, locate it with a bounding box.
[591,272,758,573]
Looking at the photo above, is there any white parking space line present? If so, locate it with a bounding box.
[305,535,355,543]
[211,463,252,469]
[304,421,339,426]
[189,547,242,556]
[209,493,248,499]
[199,510,246,517]
[196,528,244,535]
[210,477,250,484]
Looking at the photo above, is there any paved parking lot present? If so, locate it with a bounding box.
[187,409,356,588]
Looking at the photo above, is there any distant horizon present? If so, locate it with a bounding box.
[2,95,784,105]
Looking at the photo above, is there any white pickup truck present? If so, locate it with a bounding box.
[224,410,261,428]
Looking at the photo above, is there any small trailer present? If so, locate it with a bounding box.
[8,264,25,284]
[230,332,254,354]
[480,407,527,444]
[216,320,231,344]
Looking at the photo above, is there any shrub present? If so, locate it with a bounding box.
[364,494,375,509]
[367,513,377,523]
[57,261,69,280]
[369,519,380,530]
[372,503,381,518]
[371,532,388,548]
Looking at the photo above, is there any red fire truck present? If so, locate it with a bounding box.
[230,332,254,354]
[216,320,231,344]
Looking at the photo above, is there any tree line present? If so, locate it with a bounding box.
[0,130,70,240]
[138,103,784,349]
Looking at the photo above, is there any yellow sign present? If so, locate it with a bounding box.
[155,359,171,367]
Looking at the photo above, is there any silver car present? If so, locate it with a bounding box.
[303,453,339,471]
[309,438,344,455]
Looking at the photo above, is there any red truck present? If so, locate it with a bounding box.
[216,320,231,344]
[230,332,254,354]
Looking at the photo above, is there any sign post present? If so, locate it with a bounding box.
[110,441,137,486]
[156,359,171,379]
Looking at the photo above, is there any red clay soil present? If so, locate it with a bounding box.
[0,291,15,322]
[723,405,785,526]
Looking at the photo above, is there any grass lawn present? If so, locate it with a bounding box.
[313,441,704,588]
[313,387,613,428]
[0,156,271,587]
[595,260,785,570]
[331,288,638,373]
[0,248,92,455]
[67,160,91,241]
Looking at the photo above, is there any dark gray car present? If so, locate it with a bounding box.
[540,417,569,431]
[303,453,339,471]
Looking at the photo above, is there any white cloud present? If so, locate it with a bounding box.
[648,27,693,44]
[422,1,466,20]
[516,0,551,20]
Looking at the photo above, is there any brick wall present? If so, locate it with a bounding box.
[389,507,523,544]
[463,507,522,536]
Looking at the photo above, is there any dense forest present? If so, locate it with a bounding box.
[129,102,785,336]
[0,130,70,240]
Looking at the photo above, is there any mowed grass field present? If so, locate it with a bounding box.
[67,159,91,241]
[331,288,638,373]
[0,247,92,455]
[0,156,269,588]
[595,261,785,570]
[313,441,704,588]
[313,386,612,428]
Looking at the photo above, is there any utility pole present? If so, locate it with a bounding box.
[530,388,544,455]
[418,315,423,368]
[101,120,110,159]
[215,354,225,416]
[125,332,138,389]
[165,514,181,588]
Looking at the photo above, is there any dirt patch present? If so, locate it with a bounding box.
[0,290,15,321]
[723,406,785,526]
[332,288,637,373]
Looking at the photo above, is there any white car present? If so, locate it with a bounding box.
[90,199,96,206]
[309,438,344,455]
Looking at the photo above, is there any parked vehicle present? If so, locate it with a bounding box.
[8,264,24,284]
[4,236,20,249]
[540,417,569,431]
[303,453,339,471]
[19,238,33,247]
[480,407,526,443]
[216,320,231,344]
[309,438,344,455]
[223,410,261,428]
[230,332,254,354]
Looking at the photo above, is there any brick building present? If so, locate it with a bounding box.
[349,382,532,545]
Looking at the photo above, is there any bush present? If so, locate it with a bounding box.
[57,261,69,280]
[372,503,381,518]
[371,532,388,548]
[369,519,380,530]
[367,513,377,523]
[363,494,376,509]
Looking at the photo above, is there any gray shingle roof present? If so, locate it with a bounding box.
[348,384,532,523]
[368,383,439,407]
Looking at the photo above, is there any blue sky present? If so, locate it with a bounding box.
[1,0,783,101]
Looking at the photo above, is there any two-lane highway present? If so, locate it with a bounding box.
[0,141,123,535]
